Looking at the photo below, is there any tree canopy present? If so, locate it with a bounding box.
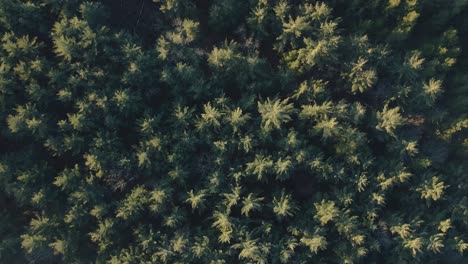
[0,0,467,263]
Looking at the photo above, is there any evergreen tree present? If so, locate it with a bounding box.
[0,1,466,263]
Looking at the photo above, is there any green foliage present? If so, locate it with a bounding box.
[376,105,406,136]
[0,0,467,263]
[416,176,449,202]
[186,189,207,211]
[301,234,327,254]
[348,58,378,94]
[258,98,294,131]
[241,193,264,217]
[272,190,298,218]
[116,187,149,220]
[314,200,340,225]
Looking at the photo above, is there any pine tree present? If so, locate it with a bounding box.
[0,1,467,263]
[258,98,294,131]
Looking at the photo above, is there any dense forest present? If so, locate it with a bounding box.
[0,0,467,263]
